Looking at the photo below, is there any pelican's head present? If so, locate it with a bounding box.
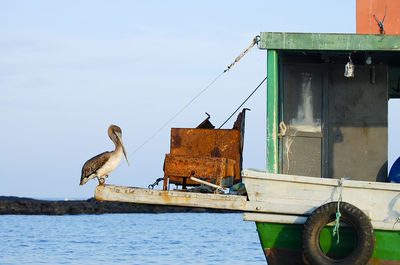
[108,125,130,166]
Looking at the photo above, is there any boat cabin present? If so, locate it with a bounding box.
[261,32,400,182]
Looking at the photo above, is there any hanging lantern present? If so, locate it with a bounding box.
[344,55,355,78]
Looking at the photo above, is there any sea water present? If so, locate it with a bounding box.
[0,213,266,265]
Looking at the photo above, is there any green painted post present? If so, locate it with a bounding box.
[267,50,279,173]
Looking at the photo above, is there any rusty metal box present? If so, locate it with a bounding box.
[164,154,236,187]
[163,110,247,190]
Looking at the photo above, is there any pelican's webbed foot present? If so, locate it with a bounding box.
[98,177,105,185]
[97,175,109,185]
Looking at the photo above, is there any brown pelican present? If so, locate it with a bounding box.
[80,125,130,185]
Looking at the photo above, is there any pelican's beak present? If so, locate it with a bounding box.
[116,133,130,166]
[122,141,130,166]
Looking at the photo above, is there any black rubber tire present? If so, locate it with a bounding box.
[302,202,375,265]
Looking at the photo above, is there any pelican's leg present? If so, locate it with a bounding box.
[98,177,105,185]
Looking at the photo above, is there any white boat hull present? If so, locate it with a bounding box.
[242,169,400,231]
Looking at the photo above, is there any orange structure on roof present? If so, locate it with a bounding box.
[357,0,400,35]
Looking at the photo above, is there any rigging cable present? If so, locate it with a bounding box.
[129,71,225,157]
[218,76,267,129]
[124,36,260,162]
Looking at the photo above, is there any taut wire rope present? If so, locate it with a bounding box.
[218,76,267,129]
[120,36,260,167]
[129,71,225,157]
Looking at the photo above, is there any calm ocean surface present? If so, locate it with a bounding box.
[0,213,266,265]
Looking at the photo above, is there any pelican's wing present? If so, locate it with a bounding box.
[81,151,111,180]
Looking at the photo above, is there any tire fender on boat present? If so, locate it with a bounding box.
[302,201,375,265]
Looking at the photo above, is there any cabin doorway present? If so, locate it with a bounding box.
[279,62,388,181]
[280,64,325,178]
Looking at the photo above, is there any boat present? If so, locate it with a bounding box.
[242,169,400,264]
[94,2,400,264]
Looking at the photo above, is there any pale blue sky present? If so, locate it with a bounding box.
[1,1,399,198]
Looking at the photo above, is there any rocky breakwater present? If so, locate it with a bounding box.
[0,196,236,215]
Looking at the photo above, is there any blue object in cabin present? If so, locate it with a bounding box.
[389,156,400,183]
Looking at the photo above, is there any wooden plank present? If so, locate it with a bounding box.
[259,32,400,51]
[95,185,247,211]
[242,169,400,191]
[94,185,321,214]
[94,181,400,230]
[242,169,400,231]
[243,212,307,224]
[243,212,397,230]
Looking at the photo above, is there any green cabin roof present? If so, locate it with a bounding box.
[259,32,400,51]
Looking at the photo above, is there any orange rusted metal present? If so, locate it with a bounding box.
[164,154,236,187]
[357,0,400,35]
[163,109,247,190]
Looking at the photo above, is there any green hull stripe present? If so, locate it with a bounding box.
[256,222,400,261]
